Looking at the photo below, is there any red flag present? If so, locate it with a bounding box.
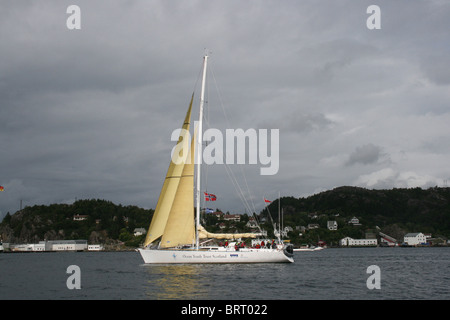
[0,186,4,191]
[264,197,271,203]
[204,192,217,201]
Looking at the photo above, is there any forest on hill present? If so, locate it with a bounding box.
[0,199,153,248]
[1,186,449,247]
[260,186,450,245]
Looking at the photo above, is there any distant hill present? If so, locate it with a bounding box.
[260,186,450,245]
[0,199,154,247]
[2,187,450,247]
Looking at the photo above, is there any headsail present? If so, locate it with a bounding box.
[160,128,196,248]
[143,94,194,247]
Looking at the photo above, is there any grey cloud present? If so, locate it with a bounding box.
[346,144,383,166]
[285,112,333,133]
[420,54,450,85]
[257,110,333,135]
[1,1,450,219]
[354,168,440,189]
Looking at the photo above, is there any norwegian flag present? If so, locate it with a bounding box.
[204,192,217,201]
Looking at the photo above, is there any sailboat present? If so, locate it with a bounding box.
[138,55,294,264]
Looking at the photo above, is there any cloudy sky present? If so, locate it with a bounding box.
[1,0,450,220]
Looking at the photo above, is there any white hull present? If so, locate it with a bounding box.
[138,247,294,264]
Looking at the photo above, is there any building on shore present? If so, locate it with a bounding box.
[327,221,338,230]
[340,237,377,247]
[8,240,90,252]
[47,240,87,251]
[88,244,104,251]
[403,232,427,246]
[9,242,46,252]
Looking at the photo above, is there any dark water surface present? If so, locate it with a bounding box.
[1,247,449,300]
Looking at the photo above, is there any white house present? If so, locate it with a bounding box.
[48,240,87,251]
[31,243,46,251]
[246,217,258,229]
[134,228,147,236]
[88,244,104,251]
[73,214,88,221]
[223,214,240,222]
[403,232,427,246]
[327,221,338,230]
[11,243,45,252]
[307,223,320,230]
[348,216,361,226]
[340,237,377,246]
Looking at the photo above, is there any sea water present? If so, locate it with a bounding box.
[0,247,449,300]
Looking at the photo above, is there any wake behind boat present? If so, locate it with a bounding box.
[138,55,293,264]
[293,246,323,252]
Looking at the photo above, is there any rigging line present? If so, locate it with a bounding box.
[201,63,211,196]
[223,163,255,225]
[265,203,276,231]
[241,166,258,215]
[225,166,263,233]
[189,61,204,224]
[210,64,258,217]
[221,160,263,235]
[203,77,210,198]
[191,59,205,95]
[205,61,262,235]
[219,161,251,214]
[192,58,206,211]
[209,65,231,126]
[221,159,249,211]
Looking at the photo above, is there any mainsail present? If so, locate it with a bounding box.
[143,95,194,247]
[197,225,259,240]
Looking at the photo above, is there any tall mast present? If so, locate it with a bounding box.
[195,54,208,249]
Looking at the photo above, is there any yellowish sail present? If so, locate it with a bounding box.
[160,129,196,248]
[144,95,194,247]
[197,225,260,240]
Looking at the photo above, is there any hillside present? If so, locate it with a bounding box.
[0,199,154,247]
[261,186,450,245]
[1,187,450,247]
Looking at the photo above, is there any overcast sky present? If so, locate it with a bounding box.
[1,0,450,220]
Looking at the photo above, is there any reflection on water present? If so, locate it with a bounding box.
[142,265,209,299]
[140,262,293,300]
